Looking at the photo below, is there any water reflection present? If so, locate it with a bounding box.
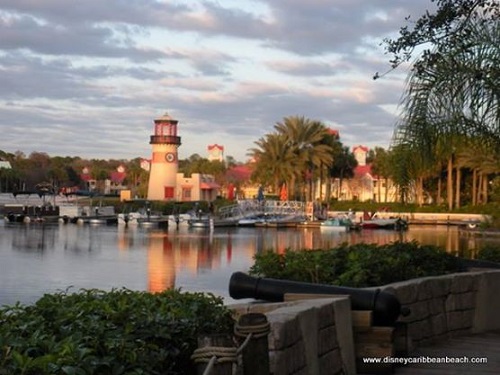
[0,222,498,306]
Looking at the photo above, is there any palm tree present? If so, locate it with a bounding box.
[249,133,296,196]
[392,19,500,207]
[329,146,357,201]
[273,116,333,200]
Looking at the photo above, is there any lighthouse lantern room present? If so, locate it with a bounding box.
[147,113,182,200]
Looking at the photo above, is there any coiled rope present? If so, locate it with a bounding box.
[191,319,271,375]
[191,346,238,375]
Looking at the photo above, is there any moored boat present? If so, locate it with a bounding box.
[361,212,408,230]
[320,217,352,232]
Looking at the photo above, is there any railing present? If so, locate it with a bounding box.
[149,135,181,145]
[217,200,305,220]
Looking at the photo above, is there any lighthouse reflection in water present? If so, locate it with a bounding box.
[0,224,497,307]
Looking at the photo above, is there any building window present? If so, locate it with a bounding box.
[164,186,174,199]
[182,188,191,200]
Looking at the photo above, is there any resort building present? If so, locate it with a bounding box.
[330,145,398,202]
[207,144,224,162]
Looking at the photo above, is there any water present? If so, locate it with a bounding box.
[0,221,498,307]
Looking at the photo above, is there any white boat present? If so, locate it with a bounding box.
[361,212,408,230]
[188,216,214,228]
[238,214,266,227]
[117,211,168,227]
[320,217,352,232]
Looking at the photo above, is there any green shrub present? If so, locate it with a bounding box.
[477,245,500,263]
[0,289,234,375]
[250,241,461,288]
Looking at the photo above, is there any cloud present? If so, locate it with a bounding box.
[0,0,434,161]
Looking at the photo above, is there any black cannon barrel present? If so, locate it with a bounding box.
[229,272,403,326]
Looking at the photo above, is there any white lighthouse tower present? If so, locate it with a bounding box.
[147,113,182,200]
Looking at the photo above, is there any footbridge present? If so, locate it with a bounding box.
[216,200,306,221]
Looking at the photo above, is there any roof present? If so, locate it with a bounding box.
[200,181,220,190]
[0,161,12,169]
[353,145,369,152]
[110,171,126,184]
[208,144,224,151]
[226,165,252,182]
[154,112,177,122]
[354,164,373,177]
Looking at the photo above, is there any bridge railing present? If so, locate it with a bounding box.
[217,200,305,220]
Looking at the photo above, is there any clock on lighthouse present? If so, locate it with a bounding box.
[165,152,176,163]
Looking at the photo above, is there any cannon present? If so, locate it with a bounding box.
[229,272,406,326]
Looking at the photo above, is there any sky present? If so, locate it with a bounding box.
[0,0,437,163]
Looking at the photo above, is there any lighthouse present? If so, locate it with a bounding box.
[147,113,182,200]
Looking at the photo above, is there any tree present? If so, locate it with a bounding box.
[249,133,296,195]
[378,0,499,78]
[391,17,500,207]
[329,146,357,201]
[273,116,334,200]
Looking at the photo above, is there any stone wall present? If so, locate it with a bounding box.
[228,270,500,374]
[380,270,500,350]
[231,296,356,375]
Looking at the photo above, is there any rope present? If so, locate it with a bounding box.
[191,346,238,375]
[191,320,270,375]
[234,320,270,340]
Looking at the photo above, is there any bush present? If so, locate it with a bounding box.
[250,241,462,288]
[0,289,234,375]
[477,245,500,263]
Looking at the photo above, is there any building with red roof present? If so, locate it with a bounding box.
[329,145,397,202]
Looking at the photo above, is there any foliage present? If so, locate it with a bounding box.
[0,289,234,375]
[379,0,499,76]
[477,245,500,263]
[249,241,461,288]
[249,116,349,199]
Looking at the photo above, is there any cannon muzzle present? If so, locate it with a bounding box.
[229,272,403,326]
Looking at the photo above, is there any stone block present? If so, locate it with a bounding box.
[318,325,338,355]
[427,297,446,315]
[315,300,336,329]
[318,349,343,375]
[290,340,307,372]
[267,313,300,350]
[385,282,418,304]
[416,279,435,301]
[429,313,447,337]
[407,319,431,341]
[269,350,287,375]
[451,274,476,293]
[445,291,476,312]
[473,271,500,332]
[404,301,431,322]
[428,277,452,297]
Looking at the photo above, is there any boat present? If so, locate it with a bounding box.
[188,216,214,228]
[117,211,169,228]
[238,214,266,227]
[361,212,408,230]
[2,187,75,224]
[73,206,118,225]
[320,217,352,232]
[254,214,307,228]
[3,203,62,223]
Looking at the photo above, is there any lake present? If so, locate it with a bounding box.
[0,221,498,307]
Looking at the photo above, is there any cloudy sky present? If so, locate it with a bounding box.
[0,0,436,162]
